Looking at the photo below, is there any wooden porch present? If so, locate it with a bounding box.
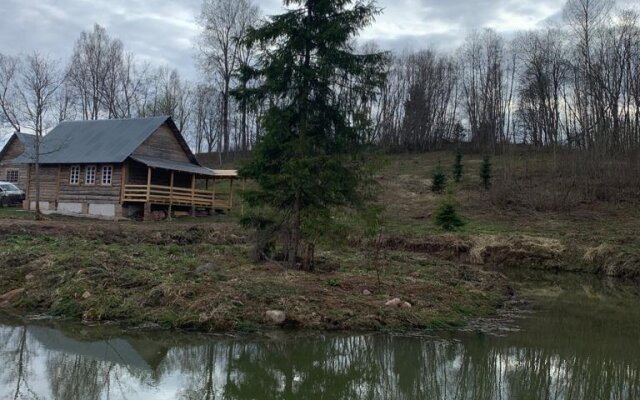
[122,183,234,209]
[120,157,238,216]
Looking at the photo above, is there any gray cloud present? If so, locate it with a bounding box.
[1,0,637,81]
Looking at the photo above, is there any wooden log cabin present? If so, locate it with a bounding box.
[12,116,238,220]
[0,132,36,191]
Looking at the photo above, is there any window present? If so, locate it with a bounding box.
[85,166,96,185]
[5,169,19,183]
[70,166,80,185]
[101,166,113,186]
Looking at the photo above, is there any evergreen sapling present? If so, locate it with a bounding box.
[431,163,447,194]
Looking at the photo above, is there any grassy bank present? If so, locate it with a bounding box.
[371,152,640,280]
[0,219,507,331]
[0,151,638,331]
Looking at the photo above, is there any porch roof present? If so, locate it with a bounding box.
[130,156,215,176]
[130,155,237,178]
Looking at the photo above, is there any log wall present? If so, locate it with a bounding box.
[133,125,192,163]
[27,164,123,204]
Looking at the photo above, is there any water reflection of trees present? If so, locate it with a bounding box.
[1,325,639,399]
[0,326,41,400]
[160,334,640,400]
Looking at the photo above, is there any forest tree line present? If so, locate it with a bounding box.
[1,0,639,158]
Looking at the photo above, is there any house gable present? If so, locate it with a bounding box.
[0,134,30,190]
[132,123,193,163]
[0,135,25,166]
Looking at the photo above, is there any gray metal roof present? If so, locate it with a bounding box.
[13,116,179,164]
[131,155,219,176]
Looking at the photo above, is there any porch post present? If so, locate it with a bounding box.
[168,171,174,220]
[211,178,216,211]
[190,174,196,217]
[144,167,152,221]
[54,165,62,210]
[120,162,128,204]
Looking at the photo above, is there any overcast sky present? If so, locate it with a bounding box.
[0,0,634,81]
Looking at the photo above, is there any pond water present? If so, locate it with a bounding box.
[1,271,639,400]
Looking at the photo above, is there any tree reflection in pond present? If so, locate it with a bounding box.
[0,326,638,399]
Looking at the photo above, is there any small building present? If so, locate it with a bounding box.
[0,132,36,191]
[13,116,238,219]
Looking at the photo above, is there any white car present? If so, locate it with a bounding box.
[0,182,25,207]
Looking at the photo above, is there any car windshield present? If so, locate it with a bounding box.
[0,183,19,191]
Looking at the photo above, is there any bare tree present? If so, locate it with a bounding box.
[197,0,260,155]
[67,24,125,120]
[398,50,459,151]
[142,67,192,133]
[193,83,221,154]
[0,54,21,132]
[459,29,508,152]
[515,29,569,148]
[8,53,64,219]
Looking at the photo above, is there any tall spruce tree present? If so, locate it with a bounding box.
[238,0,387,268]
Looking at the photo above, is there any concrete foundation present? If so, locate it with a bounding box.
[29,201,50,211]
[57,202,83,214]
[88,204,116,218]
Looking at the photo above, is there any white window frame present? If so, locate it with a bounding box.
[70,166,81,185]
[5,169,19,183]
[85,165,96,185]
[101,165,113,186]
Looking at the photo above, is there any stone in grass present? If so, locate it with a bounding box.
[265,310,286,325]
[362,289,372,296]
[385,298,402,307]
[385,298,412,308]
[195,263,216,275]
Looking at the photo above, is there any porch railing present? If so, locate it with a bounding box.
[123,184,232,209]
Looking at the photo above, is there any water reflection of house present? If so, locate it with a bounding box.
[28,325,170,373]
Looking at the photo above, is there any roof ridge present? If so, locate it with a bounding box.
[58,115,170,124]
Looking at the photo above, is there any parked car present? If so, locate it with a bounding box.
[0,182,25,207]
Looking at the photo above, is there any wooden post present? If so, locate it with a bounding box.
[229,179,234,210]
[211,178,216,211]
[190,174,196,217]
[54,165,61,209]
[146,167,152,201]
[168,171,174,220]
[120,162,128,204]
[24,164,32,210]
[144,167,152,221]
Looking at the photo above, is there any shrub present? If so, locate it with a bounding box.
[453,151,463,183]
[434,200,466,231]
[431,164,448,194]
[480,155,492,190]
